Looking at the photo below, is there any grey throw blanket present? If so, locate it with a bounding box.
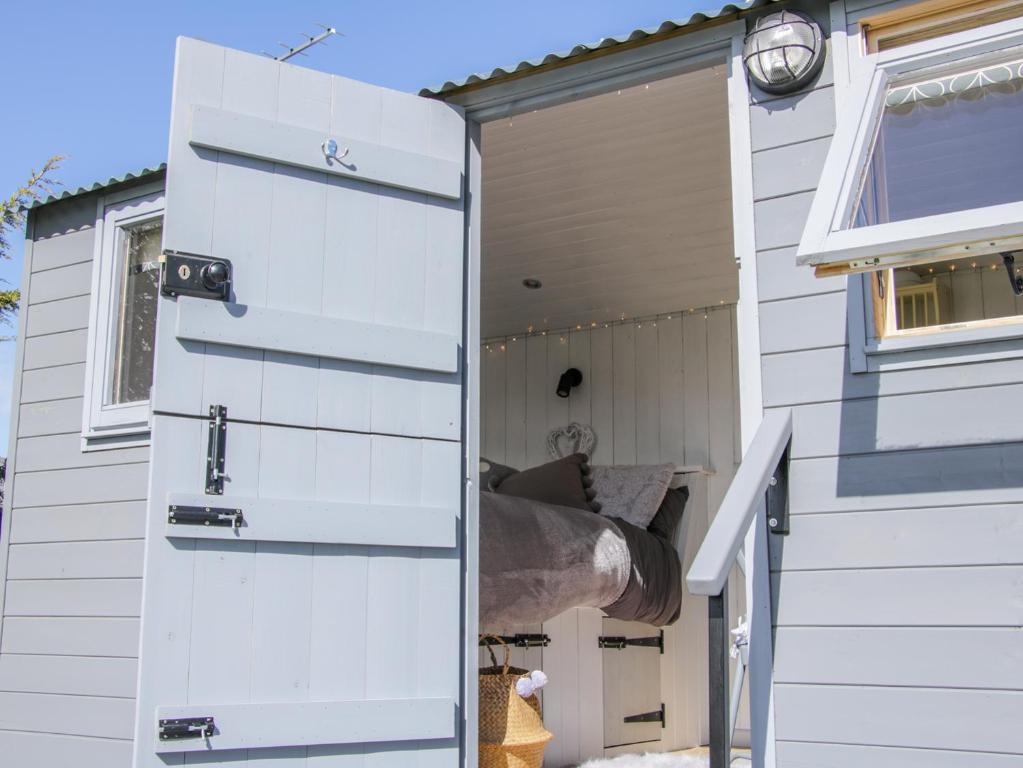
[479,493,630,625]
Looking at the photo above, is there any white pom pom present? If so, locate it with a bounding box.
[516,677,535,697]
[529,670,549,690]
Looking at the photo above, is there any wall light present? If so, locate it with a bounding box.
[556,368,583,398]
[743,10,825,95]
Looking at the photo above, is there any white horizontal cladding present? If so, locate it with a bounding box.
[175,296,460,374]
[154,696,456,753]
[165,492,457,548]
[189,105,463,200]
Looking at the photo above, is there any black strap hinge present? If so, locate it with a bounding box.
[599,630,664,653]
[158,716,215,741]
[479,633,550,648]
[624,703,665,727]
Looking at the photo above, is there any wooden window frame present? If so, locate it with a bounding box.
[81,185,164,449]
[864,0,1023,52]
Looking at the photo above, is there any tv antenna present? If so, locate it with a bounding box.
[264,24,339,61]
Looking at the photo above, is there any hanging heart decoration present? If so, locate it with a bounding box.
[546,422,597,459]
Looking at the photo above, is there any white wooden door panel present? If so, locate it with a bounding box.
[135,37,466,767]
[156,699,456,753]
[166,492,457,547]
[174,298,460,373]
[189,106,463,199]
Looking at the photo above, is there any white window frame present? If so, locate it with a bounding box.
[806,13,1023,371]
[798,15,1023,272]
[82,184,164,448]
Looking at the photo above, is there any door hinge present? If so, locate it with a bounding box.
[599,630,664,653]
[624,703,665,727]
[161,250,232,301]
[480,633,551,648]
[206,405,227,495]
[158,716,215,741]
[168,505,243,528]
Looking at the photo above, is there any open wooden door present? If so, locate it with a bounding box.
[133,38,469,766]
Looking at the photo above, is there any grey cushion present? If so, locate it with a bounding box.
[479,457,518,492]
[591,463,675,529]
[648,486,689,541]
[493,453,594,511]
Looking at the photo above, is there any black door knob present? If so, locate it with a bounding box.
[201,261,230,289]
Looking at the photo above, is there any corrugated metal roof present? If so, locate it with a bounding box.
[420,0,774,97]
[29,163,166,209]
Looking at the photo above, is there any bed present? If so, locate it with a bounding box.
[478,488,687,628]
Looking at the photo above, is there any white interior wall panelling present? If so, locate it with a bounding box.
[480,65,736,338]
[478,307,740,761]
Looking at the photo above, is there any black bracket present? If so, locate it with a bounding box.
[479,633,550,648]
[766,445,790,535]
[1002,253,1023,296]
[161,250,232,301]
[624,703,665,727]
[168,505,243,529]
[158,716,215,741]
[206,405,227,495]
[598,630,664,653]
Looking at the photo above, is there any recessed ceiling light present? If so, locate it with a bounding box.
[522,278,542,289]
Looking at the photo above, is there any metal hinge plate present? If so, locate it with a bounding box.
[599,630,664,653]
[624,703,665,727]
[480,633,551,648]
[158,716,215,741]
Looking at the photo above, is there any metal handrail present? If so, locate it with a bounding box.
[685,407,792,768]
[686,408,792,597]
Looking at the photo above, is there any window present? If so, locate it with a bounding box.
[797,14,1023,361]
[82,188,164,444]
[864,0,1023,53]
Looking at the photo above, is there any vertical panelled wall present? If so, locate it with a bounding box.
[0,186,155,766]
[479,307,742,760]
[480,308,740,475]
[750,2,1023,766]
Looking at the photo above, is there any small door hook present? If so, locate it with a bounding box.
[322,138,350,162]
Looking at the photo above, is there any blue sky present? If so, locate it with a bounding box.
[0,0,711,449]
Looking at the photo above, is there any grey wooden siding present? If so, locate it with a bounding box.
[0,179,159,765]
[749,1,1023,764]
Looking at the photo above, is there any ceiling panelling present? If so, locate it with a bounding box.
[481,65,737,337]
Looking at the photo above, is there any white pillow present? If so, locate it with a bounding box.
[591,464,675,529]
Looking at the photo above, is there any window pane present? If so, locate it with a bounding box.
[110,219,161,404]
[855,73,1023,227]
[890,251,1023,331]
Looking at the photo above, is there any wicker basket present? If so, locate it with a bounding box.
[479,634,552,768]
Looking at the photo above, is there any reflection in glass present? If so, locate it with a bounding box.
[856,72,1023,228]
[110,219,162,404]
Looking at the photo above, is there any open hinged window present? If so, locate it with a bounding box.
[798,14,1023,361]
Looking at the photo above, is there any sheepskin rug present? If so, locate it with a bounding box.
[578,752,751,768]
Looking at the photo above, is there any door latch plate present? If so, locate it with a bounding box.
[158,716,215,741]
[206,405,227,495]
[168,505,243,528]
[161,250,231,301]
